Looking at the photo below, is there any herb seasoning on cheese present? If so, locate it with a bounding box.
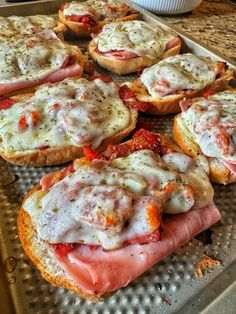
[94,21,177,60]
[0,29,78,87]
[63,0,130,21]
[141,53,219,98]
[24,149,213,249]
[0,15,57,38]
[0,78,131,152]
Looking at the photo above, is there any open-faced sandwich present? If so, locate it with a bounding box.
[174,90,236,184]
[0,77,137,166]
[59,0,139,37]
[0,29,84,97]
[121,53,234,115]
[89,20,181,75]
[0,15,65,38]
[18,129,221,301]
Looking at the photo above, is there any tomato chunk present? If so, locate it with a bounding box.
[203,91,215,99]
[119,85,136,99]
[83,146,106,161]
[216,127,229,154]
[53,243,81,258]
[0,98,15,110]
[18,115,28,132]
[90,75,113,83]
[67,14,98,33]
[31,111,41,126]
[53,229,160,257]
[119,85,150,112]
[105,129,172,159]
[38,145,49,151]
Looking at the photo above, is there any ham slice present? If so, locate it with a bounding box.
[54,202,221,295]
[179,99,194,112]
[222,160,236,174]
[95,46,139,60]
[40,164,74,192]
[0,63,82,96]
[105,50,139,60]
[165,37,181,51]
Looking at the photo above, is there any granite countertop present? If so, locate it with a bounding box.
[162,0,236,63]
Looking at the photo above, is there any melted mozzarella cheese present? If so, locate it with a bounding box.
[0,15,57,38]
[63,0,129,20]
[0,78,131,152]
[24,149,213,249]
[0,29,71,84]
[94,21,177,60]
[141,53,218,98]
[180,90,236,162]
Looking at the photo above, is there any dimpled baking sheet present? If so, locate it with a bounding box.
[0,1,236,313]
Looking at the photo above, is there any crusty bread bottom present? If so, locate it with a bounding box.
[0,109,137,167]
[17,192,111,301]
[59,10,140,38]
[173,114,236,184]
[88,40,181,75]
[124,69,234,115]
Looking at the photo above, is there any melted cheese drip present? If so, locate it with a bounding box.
[141,53,218,98]
[24,149,213,249]
[63,0,128,20]
[0,15,57,38]
[180,90,236,162]
[0,78,131,152]
[0,29,71,84]
[94,21,177,60]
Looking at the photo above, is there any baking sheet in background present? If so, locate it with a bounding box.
[0,0,236,313]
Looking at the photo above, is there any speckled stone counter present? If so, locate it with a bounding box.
[161,0,236,63]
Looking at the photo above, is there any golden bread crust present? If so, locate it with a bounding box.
[88,40,181,75]
[0,108,137,167]
[58,10,140,37]
[124,69,234,115]
[173,114,236,184]
[18,187,111,301]
[53,21,67,33]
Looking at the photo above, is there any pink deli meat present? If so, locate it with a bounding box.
[54,202,221,295]
[222,160,236,174]
[0,63,82,96]
[97,37,181,61]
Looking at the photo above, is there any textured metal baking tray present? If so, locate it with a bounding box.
[0,1,236,313]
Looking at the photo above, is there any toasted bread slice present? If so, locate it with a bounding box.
[123,66,234,115]
[17,131,221,301]
[0,110,137,167]
[58,7,139,38]
[173,114,236,184]
[88,40,181,75]
[0,106,137,167]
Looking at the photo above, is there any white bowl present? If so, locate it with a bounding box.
[130,0,202,15]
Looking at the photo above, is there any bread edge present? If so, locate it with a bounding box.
[173,113,236,184]
[17,187,112,301]
[124,68,234,115]
[0,108,137,167]
[88,40,181,75]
